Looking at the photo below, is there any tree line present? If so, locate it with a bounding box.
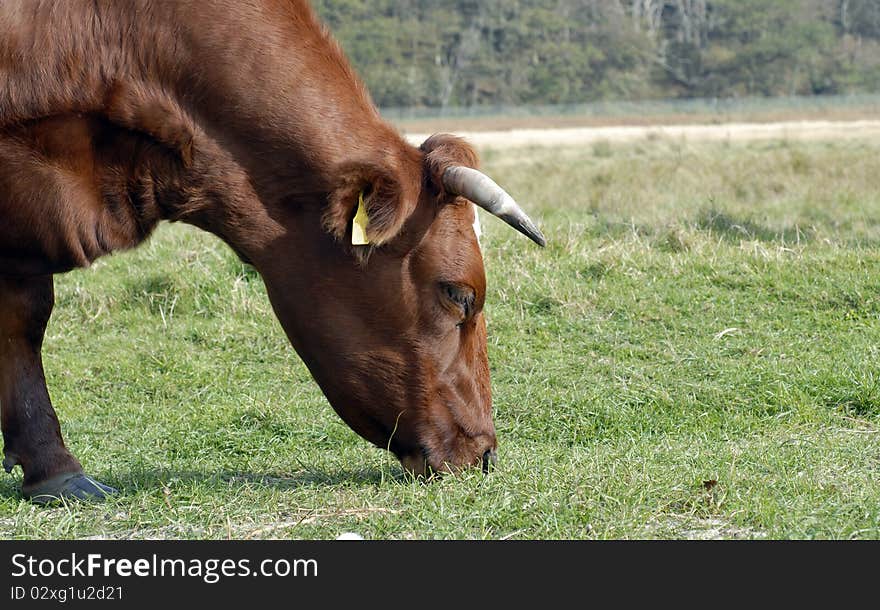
[311,0,880,108]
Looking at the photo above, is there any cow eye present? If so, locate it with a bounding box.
[439,282,475,321]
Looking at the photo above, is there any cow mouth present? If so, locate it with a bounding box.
[398,448,497,477]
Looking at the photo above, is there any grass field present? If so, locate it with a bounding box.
[2,134,880,539]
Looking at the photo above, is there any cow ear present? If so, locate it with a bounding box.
[323,162,419,249]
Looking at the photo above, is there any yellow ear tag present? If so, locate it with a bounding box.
[352,191,371,246]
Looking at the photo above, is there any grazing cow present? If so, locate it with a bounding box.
[0,0,544,503]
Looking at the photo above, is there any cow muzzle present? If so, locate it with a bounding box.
[482,449,498,474]
[398,447,498,478]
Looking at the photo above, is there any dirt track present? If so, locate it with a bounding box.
[404,119,880,149]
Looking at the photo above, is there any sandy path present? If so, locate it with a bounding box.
[404,119,880,149]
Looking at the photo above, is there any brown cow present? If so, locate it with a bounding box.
[0,0,544,503]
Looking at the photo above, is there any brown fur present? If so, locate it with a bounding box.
[0,0,497,488]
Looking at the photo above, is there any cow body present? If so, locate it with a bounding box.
[0,0,405,274]
[0,0,540,502]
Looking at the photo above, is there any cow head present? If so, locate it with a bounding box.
[259,134,544,476]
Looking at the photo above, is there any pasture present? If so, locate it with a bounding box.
[2,132,879,539]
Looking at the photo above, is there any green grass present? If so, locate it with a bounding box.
[3,136,880,539]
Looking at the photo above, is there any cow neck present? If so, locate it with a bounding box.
[166,2,413,205]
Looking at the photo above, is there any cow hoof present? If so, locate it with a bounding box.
[2,454,18,474]
[24,473,118,505]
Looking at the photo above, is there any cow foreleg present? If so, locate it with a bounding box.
[0,275,116,503]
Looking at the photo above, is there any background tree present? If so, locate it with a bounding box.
[312,0,880,108]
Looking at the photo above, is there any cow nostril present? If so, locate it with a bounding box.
[482,449,497,474]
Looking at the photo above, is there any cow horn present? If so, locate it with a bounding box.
[442,166,546,247]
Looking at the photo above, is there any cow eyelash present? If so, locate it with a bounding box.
[440,282,475,321]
